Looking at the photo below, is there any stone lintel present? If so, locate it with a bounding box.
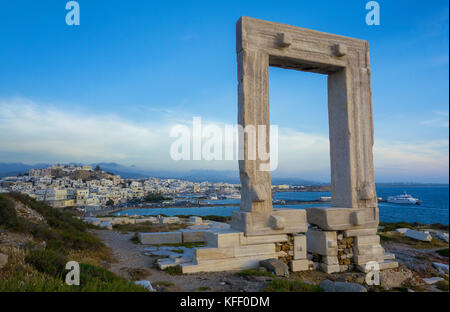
[231,209,307,236]
[306,207,379,231]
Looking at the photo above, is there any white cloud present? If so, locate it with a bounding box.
[420,111,449,128]
[0,98,448,182]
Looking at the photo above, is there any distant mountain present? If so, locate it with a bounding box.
[95,164,322,185]
[0,163,49,177]
[0,162,322,185]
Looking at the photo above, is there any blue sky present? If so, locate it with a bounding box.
[0,0,448,182]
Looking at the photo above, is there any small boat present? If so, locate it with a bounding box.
[387,193,421,205]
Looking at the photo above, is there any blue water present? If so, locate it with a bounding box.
[115,185,449,225]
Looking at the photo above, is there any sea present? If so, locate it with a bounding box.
[115,184,449,225]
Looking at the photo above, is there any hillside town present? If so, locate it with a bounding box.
[0,164,245,211]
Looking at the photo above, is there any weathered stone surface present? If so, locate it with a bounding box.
[235,16,377,234]
[353,244,385,256]
[384,253,396,260]
[182,254,278,274]
[204,230,241,248]
[180,17,380,274]
[269,215,285,230]
[423,277,445,285]
[139,232,182,245]
[239,233,288,246]
[182,231,205,243]
[306,229,338,256]
[293,234,307,260]
[344,228,378,237]
[356,260,399,273]
[353,254,385,265]
[290,259,310,272]
[231,209,307,236]
[234,244,276,257]
[323,256,339,265]
[160,217,181,224]
[188,216,203,224]
[135,217,158,224]
[354,235,380,245]
[260,258,289,277]
[320,280,367,292]
[433,262,449,273]
[379,266,414,289]
[306,207,379,231]
[398,229,432,242]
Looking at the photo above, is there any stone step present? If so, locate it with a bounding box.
[354,235,380,246]
[195,243,276,262]
[353,244,385,256]
[384,253,396,260]
[139,231,182,245]
[356,260,399,273]
[181,253,278,274]
[204,230,242,248]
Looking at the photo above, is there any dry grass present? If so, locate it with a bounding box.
[67,247,114,267]
[113,222,187,233]
[379,231,448,249]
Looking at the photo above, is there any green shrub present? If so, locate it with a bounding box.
[0,270,148,292]
[262,279,323,292]
[236,269,274,278]
[436,248,449,257]
[0,195,19,229]
[5,193,104,252]
[163,265,182,275]
[153,281,175,287]
[79,263,119,283]
[198,286,211,291]
[25,248,68,278]
[436,280,449,292]
[130,232,140,244]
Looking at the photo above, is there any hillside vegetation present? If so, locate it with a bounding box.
[0,192,147,291]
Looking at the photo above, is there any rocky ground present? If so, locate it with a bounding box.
[92,229,267,292]
[93,229,449,292]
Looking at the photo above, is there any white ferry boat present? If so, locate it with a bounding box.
[387,193,421,205]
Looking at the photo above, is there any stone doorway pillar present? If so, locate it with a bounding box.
[232,16,379,235]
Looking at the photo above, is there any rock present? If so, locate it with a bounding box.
[433,262,449,274]
[260,258,289,277]
[398,229,432,242]
[0,253,8,269]
[379,267,414,289]
[438,232,449,243]
[189,216,203,224]
[320,279,367,292]
[134,280,154,291]
[423,277,445,285]
[98,221,113,230]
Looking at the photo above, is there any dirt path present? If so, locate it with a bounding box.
[92,229,266,292]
